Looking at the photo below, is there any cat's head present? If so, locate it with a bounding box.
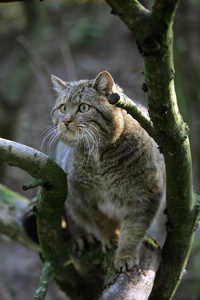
[51,71,125,150]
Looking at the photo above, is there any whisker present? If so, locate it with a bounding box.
[74,129,82,147]
[48,130,61,150]
[41,125,57,139]
[84,133,91,166]
[77,131,86,166]
[40,125,60,152]
[76,123,100,165]
[86,127,99,150]
[87,123,101,143]
[40,125,55,150]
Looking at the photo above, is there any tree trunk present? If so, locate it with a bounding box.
[104,1,200,299]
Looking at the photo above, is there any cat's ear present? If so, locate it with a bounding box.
[51,75,68,94]
[93,71,115,96]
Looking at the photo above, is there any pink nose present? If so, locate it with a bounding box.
[63,117,72,126]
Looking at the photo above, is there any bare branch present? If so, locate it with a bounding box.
[108,93,155,139]
[33,262,52,300]
[0,0,43,2]
[152,0,180,27]
[16,36,52,89]
[101,238,161,300]
[104,0,150,32]
[0,184,40,253]
[0,138,102,300]
[104,1,200,299]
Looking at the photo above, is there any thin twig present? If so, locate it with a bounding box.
[32,262,52,300]
[60,42,77,81]
[16,35,52,86]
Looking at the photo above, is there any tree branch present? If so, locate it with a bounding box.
[0,183,40,253]
[101,238,161,300]
[0,134,165,300]
[0,138,105,300]
[0,0,43,2]
[16,35,53,89]
[104,1,200,299]
[104,0,150,33]
[33,262,52,300]
[108,93,155,138]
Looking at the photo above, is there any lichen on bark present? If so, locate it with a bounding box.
[104,0,200,299]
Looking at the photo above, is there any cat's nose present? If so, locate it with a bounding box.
[63,117,72,126]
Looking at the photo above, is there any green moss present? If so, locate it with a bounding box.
[102,250,116,289]
[144,236,160,251]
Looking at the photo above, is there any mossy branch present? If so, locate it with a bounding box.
[101,237,161,300]
[0,138,163,300]
[33,262,52,300]
[108,93,155,138]
[105,0,150,32]
[0,138,99,300]
[0,183,40,253]
[105,0,200,299]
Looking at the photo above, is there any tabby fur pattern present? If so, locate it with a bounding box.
[51,71,165,272]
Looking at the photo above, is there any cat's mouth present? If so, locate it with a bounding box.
[58,122,100,150]
[59,122,75,138]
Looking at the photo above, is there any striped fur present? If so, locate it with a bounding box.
[51,71,165,272]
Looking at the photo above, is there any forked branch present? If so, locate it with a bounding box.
[104,1,200,299]
[0,138,96,299]
[0,138,161,300]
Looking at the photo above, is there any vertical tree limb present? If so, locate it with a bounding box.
[104,0,200,299]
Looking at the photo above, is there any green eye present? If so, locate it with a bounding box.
[79,103,90,113]
[60,104,67,113]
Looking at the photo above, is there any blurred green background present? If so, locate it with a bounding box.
[0,1,200,299]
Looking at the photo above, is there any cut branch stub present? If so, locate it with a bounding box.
[108,93,155,139]
[108,93,120,104]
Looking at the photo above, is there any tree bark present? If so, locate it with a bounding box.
[0,183,40,252]
[0,138,162,300]
[0,138,102,300]
[104,0,200,299]
[1,1,200,299]
[0,0,42,2]
[101,238,161,300]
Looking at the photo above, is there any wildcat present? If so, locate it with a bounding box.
[51,71,165,272]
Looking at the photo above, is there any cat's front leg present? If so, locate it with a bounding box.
[114,247,140,273]
[114,219,148,272]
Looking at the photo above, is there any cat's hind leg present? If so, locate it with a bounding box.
[114,216,153,272]
[91,209,119,252]
[65,211,98,254]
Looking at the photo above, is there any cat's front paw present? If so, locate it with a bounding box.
[114,249,139,272]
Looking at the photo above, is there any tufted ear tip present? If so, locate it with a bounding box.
[93,71,115,96]
[51,74,69,93]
